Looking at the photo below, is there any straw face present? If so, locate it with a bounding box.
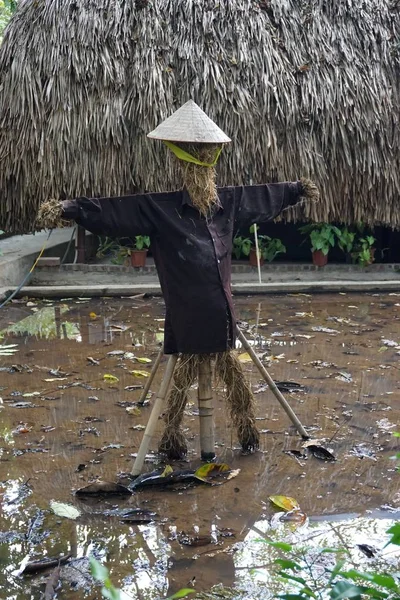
[147,100,231,144]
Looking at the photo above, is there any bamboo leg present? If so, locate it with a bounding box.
[131,354,178,476]
[236,328,309,440]
[137,345,163,405]
[198,356,215,460]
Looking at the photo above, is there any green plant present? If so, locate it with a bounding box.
[111,236,151,264]
[232,235,252,259]
[353,235,376,266]
[336,227,356,254]
[300,223,341,256]
[90,557,195,600]
[257,522,400,600]
[96,237,119,259]
[258,236,286,262]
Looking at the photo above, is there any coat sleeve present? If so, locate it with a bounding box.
[233,181,304,229]
[61,194,156,237]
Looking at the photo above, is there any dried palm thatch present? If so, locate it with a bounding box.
[1,0,400,233]
[159,353,198,460]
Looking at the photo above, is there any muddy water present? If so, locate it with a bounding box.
[0,293,399,599]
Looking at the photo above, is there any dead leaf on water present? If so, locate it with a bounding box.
[238,352,252,363]
[269,495,300,511]
[304,443,336,461]
[130,370,150,378]
[75,481,131,496]
[50,501,81,520]
[194,463,230,482]
[103,374,119,383]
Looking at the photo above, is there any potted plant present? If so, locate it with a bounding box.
[232,235,252,260]
[352,235,376,266]
[300,223,341,267]
[336,227,356,263]
[112,236,151,267]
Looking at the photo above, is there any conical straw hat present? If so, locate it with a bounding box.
[147,100,231,144]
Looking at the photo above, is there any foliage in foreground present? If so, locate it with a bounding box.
[260,522,400,600]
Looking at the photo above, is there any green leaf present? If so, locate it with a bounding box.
[275,559,302,571]
[90,557,110,583]
[385,523,400,547]
[102,586,121,600]
[167,589,196,599]
[330,581,363,600]
[50,500,81,520]
[262,540,293,551]
[342,570,399,591]
[277,571,307,586]
[392,432,400,438]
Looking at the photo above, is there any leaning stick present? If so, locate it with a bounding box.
[131,354,178,476]
[198,356,215,460]
[236,328,309,439]
[137,345,164,405]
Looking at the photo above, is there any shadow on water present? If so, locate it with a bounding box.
[0,293,399,598]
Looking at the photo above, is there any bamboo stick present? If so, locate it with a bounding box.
[236,328,309,439]
[253,226,262,285]
[197,356,215,460]
[131,354,178,476]
[137,345,164,406]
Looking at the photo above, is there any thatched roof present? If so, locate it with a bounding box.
[0,0,400,233]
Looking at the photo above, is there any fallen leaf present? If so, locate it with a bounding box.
[50,501,81,520]
[89,312,98,319]
[75,481,131,496]
[126,406,141,415]
[136,357,152,364]
[311,326,339,335]
[161,465,174,477]
[305,444,336,461]
[103,374,119,382]
[179,534,213,547]
[269,495,300,511]
[103,508,157,522]
[357,544,377,558]
[87,357,100,366]
[22,554,71,574]
[194,463,230,482]
[238,352,252,363]
[130,370,150,378]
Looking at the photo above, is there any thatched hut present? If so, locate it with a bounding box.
[0,0,400,233]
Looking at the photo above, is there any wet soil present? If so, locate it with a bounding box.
[0,293,399,599]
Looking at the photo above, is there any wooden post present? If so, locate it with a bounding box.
[76,225,86,263]
[197,356,215,460]
[236,328,309,439]
[131,354,178,476]
[137,346,164,406]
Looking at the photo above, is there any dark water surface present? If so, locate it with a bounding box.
[0,293,399,599]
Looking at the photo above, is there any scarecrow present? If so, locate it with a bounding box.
[38,100,318,461]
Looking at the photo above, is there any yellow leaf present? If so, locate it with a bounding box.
[131,370,150,378]
[89,312,98,319]
[269,495,300,512]
[136,357,152,364]
[126,406,141,415]
[103,374,119,382]
[194,463,230,481]
[161,465,174,477]
[238,352,252,363]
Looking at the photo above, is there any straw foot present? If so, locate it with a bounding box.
[238,420,260,453]
[158,428,188,460]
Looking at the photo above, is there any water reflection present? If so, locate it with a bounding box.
[0,293,400,598]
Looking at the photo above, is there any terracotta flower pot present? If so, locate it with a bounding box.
[130,250,147,268]
[249,247,264,267]
[312,250,328,267]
